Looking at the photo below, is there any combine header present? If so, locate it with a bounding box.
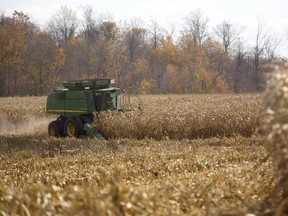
[46,79,132,138]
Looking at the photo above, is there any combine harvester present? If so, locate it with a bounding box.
[46,79,133,138]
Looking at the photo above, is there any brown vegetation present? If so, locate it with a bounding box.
[0,8,280,96]
[0,93,283,215]
[261,63,288,214]
[0,136,273,215]
[96,94,261,140]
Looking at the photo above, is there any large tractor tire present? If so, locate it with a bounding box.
[64,118,83,137]
[48,120,64,137]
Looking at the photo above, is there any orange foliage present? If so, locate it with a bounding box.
[138,79,151,94]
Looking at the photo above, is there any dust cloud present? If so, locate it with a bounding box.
[0,115,54,136]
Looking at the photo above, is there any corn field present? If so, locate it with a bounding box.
[96,94,261,140]
[0,90,286,215]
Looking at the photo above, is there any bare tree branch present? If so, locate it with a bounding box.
[183,9,209,45]
[214,21,243,53]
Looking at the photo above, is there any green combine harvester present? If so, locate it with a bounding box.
[46,79,131,138]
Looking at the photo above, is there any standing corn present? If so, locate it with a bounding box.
[261,62,288,211]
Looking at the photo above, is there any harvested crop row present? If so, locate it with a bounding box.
[0,136,274,215]
[0,96,46,121]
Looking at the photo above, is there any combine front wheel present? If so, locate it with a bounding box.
[64,118,83,137]
[48,120,63,137]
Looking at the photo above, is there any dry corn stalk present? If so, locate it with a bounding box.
[94,94,261,140]
[261,62,288,210]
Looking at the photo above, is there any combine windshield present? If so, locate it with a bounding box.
[95,89,117,111]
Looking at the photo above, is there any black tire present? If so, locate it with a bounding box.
[57,117,65,136]
[48,120,64,137]
[64,118,83,137]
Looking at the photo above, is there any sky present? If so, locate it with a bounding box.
[1,0,288,57]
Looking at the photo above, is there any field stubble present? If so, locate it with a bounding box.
[0,94,278,215]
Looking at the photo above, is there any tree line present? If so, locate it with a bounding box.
[0,6,282,96]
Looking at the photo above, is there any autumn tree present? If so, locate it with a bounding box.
[77,6,121,82]
[46,6,78,45]
[146,19,166,92]
[183,9,209,46]
[156,37,183,93]
[0,11,33,96]
[178,32,208,92]
[124,19,148,62]
[46,6,78,80]
[1,5,286,96]
[147,19,164,49]
[179,10,213,92]
[121,19,149,91]
[214,21,242,54]
[24,31,63,95]
[231,38,247,93]
[205,39,229,92]
[248,20,279,91]
[77,6,98,79]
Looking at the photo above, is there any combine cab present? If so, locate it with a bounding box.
[46,79,131,138]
